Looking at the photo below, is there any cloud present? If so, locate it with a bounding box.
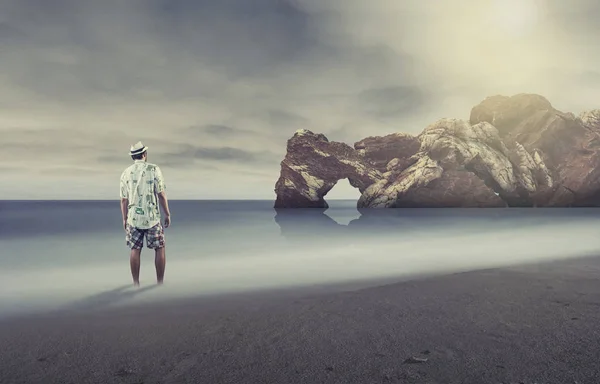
[198,125,240,137]
[357,86,428,118]
[162,144,279,165]
[182,124,272,140]
[264,109,310,127]
[1,0,600,199]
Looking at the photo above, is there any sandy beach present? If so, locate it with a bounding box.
[1,255,599,384]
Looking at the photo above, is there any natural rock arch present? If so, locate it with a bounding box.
[273,129,382,208]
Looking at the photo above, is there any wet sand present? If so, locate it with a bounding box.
[2,255,600,384]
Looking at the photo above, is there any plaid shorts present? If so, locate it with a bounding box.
[126,222,165,250]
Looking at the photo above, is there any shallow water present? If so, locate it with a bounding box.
[1,200,600,319]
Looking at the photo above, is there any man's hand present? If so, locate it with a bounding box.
[164,215,171,228]
[123,219,127,232]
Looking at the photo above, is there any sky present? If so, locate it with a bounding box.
[1,0,600,200]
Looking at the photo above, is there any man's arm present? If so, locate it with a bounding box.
[119,172,129,230]
[120,198,128,228]
[154,166,171,227]
[158,191,171,219]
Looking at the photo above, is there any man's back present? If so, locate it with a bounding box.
[120,160,166,229]
[120,141,171,286]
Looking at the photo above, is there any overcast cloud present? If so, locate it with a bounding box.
[1,0,600,199]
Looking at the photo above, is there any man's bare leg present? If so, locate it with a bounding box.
[130,248,142,286]
[155,246,166,284]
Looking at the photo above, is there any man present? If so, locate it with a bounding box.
[119,141,171,286]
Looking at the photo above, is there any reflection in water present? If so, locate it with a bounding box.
[274,208,341,240]
[273,207,599,241]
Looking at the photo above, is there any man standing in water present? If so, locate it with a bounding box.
[119,141,171,286]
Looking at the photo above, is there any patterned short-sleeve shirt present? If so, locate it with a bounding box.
[119,160,166,229]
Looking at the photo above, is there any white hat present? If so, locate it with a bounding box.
[129,141,148,156]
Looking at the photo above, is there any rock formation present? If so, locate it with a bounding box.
[274,94,600,208]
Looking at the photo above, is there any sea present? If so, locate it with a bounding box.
[1,200,600,319]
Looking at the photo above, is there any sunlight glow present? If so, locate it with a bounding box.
[489,0,542,37]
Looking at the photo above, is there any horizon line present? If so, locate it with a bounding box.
[0,199,358,202]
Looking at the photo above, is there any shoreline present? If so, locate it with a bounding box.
[2,254,600,383]
[5,252,595,324]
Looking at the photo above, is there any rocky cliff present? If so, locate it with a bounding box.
[274,94,600,208]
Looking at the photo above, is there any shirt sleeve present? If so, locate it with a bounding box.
[154,166,166,194]
[119,173,129,199]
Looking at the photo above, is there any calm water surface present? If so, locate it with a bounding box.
[1,200,600,319]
